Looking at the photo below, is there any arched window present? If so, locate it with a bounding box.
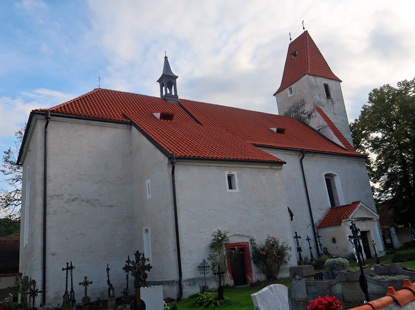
[325,173,340,207]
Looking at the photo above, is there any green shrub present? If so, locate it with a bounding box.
[392,250,415,263]
[250,236,291,280]
[324,258,349,270]
[208,229,229,283]
[196,292,223,308]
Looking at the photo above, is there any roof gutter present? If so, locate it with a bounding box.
[299,150,321,257]
[42,110,51,306]
[169,154,183,300]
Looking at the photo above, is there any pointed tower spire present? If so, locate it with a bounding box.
[274,31,353,146]
[274,30,341,95]
[157,54,179,104]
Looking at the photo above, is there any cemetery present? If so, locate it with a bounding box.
[3,227,415,310]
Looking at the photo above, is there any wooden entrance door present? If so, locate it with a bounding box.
[361,231,372,259]
[230,248,247,286]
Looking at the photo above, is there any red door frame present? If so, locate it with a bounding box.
[226,242,253,285]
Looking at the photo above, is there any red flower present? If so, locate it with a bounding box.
[307,296,341,310]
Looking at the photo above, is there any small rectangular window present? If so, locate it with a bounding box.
[288,86,293,96]
[146,179,151,199]
[226,172,238,192]
[324,83,331,99]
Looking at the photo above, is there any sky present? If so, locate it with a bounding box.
[1,0,415,215]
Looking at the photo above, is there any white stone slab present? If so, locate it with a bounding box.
[251,284,289,310]
[141,286,164,310]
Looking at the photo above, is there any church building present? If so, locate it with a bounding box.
[18,31,384,306]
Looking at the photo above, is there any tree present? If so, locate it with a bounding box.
[0,217,20,236]
[0,128,23,219]
[350,78,415,224]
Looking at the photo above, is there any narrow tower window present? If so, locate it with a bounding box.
[324,83,331,99]
[143,228,152,261]
[325,174,339,207]
[288,86,293,96]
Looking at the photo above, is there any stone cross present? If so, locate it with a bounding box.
[68,262,76,309]
[122,256,132,296]
[26,279,42,310]
[79,277,93,298]
[62,262,70,306]
[128,251,152,310]
[294,232,303,263]
[348,221,370,302]
[197,259,210,289]
[79,276,93,306]
[213,266,225,300]
[106,264,115,298]
[306,235,314,261]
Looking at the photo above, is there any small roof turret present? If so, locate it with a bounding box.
[157,54,179,104]
[157,55,178,80]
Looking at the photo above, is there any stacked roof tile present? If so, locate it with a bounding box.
[275,30,341,95]
[33,88,363,163]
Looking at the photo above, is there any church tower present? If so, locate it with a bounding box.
[274,31,353,145]
[157,54,179,104]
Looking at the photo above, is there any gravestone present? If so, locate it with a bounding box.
[251,284,289,310]
[141,286,164,310]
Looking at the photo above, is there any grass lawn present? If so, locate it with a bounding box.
[168,278,291,310]
[169,247,415,309]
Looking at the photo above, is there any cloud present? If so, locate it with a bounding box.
[0,89,73,136]
[84,0,415,124]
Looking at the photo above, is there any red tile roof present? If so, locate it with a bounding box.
[39,89,282,163]
[314,106,354,151]
[317,201,361,228]
[33,88,364,163]
[274,31,341,95]
[0,237,19,274]
[180,99,363,156]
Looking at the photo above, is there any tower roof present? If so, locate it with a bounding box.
[274,31,341,95]
[157,55,178,82]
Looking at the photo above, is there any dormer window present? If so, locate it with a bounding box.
[153,112,174,121]
[270,127,286,134]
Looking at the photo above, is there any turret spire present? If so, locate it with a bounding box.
[157,54,179,104]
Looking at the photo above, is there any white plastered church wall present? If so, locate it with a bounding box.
[260,148,381,259]
[173,160,297,297]
[130,127,180,299]
[20,116,136,307]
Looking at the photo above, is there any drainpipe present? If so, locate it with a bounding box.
[299,150,321,257]
[42,111,51,306]
[169,154,183,300]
